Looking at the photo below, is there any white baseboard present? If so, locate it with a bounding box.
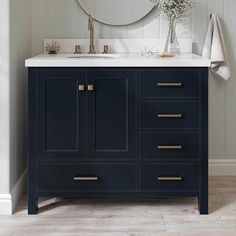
[0,194,12,215]
[0,169,27,215]
[209,159,236,176]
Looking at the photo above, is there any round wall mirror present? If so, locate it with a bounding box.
[77,0,155,26]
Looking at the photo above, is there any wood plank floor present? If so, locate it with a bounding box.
[1,177,236,236]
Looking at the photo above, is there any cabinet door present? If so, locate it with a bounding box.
[87,70,136,160]
[36,69,86,160]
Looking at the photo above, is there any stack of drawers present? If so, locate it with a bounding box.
[139,69,207,200]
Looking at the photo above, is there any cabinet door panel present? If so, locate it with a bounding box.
[46,79,78,150]
[36,69,86,159]
[87,70,136,160]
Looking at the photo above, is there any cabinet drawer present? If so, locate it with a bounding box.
[140,133,200,160]
[141,101,199,129]
[140,163,199,191]
[140,69,200,98]
[37,163,136,192]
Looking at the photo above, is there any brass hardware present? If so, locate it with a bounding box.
[74,45,82,54]
[158,82,182,87]
[103,45,109,54]
[88,15,96,54]
[158,145,183,150]
[74,177,99,181]
[87,85,94,91]
[157,177,183,181]
[157,114,183,118]
[78,85,85,91]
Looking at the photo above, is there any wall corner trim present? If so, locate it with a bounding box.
[0,169,27,215]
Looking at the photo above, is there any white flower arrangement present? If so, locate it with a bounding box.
[150,0,195,53]
[151,0,195,24]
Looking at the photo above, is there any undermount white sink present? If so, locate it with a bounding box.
[67,54,120,59]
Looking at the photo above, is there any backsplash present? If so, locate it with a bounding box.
[43,39,193,54]
[32,0,236,173]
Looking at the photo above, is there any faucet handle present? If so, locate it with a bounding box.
[74,45,81,54]
[103,45,109,54]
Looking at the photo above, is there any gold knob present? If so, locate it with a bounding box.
[157,177,183,181]
[74,177,99,181]
[157,145,183,150]
[78,85,85,91]
[87,85,94,91]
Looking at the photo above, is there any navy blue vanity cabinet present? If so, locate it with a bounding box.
[28,67,208,215]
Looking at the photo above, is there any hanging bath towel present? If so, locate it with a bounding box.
[202,13,231,80]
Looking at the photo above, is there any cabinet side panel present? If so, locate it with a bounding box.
[199,68,209,214]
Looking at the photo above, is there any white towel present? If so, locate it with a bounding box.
[202,13,231,80]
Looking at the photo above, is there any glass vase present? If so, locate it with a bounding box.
[164,21,180,54]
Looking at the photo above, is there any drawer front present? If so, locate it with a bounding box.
[37,163,136,192]
[140,69,200,98]
[140,133,200,160]
[140,163,199,191]
[141,101,199,129]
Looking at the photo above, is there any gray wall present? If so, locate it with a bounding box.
[10,0,32,190]
[0,0,31,214]
[32,0,236,162]
[0,0,11,195]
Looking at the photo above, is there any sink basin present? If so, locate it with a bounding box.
[67,54,120,59]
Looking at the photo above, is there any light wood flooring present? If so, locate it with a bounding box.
[0,177,236,236]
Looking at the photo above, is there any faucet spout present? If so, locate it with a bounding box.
[88,15,96,54]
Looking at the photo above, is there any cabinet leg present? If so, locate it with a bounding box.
[28,195,38,215]
[198,196,208,215]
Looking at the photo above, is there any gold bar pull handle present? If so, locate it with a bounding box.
[157,177,183,181]
[158,82,183,87]
[87,85,94,91]
[157,145,183,150]
[78,85,85,91]
[74,177,99,181]
[157,114,183,118]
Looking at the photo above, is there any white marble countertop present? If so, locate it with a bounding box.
[25,53,211,68]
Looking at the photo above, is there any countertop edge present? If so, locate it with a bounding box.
[25,54,211,68]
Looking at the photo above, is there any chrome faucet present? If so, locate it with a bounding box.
[88,15,96,54]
